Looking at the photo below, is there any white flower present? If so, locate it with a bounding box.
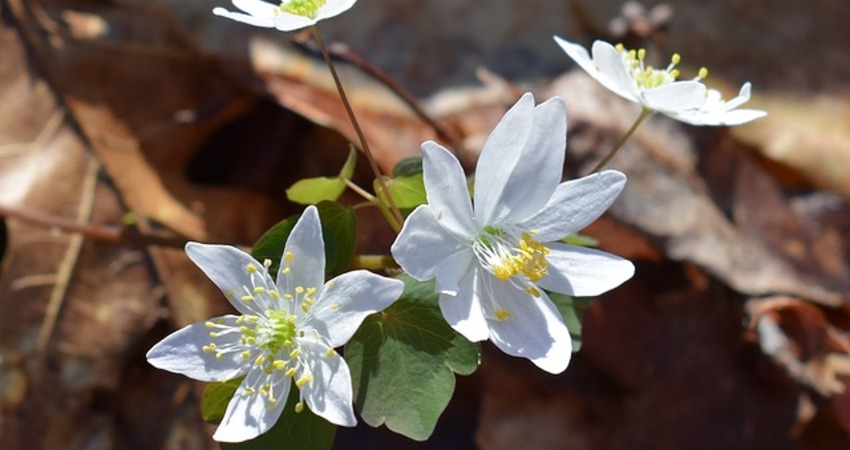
[391,93,634,374]
[213,0,357,32]
[554,36,766,126]
[146,206,403,442]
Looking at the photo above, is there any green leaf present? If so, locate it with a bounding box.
[250,202,357,277]
[202,377,243,423]
[315,201,357,276]
[547,292,594,352]
[392,156,423,177]
[286,147,357,205]
[211,381,337,450]
[561,233,599,247]
[374,173,427,213]
[345,275,481,441]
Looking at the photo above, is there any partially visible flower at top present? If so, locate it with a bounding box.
[391,93,635,374]
[146,206,403,442]
[213,0,357,32]
[554,36,766,126]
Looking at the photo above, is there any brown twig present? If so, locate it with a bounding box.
[321,41,461,148]
[0,203,188,248]
[310,26,404,228]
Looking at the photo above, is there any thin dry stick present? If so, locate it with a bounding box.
[0,203,188,248]
[35,158,99,359]
[310,26,404,227]
[323,42,460,147]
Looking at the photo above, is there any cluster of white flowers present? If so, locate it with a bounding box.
[146,1,766,443]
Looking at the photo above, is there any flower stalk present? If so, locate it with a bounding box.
[311,25,405,227]
[591,107,653,173]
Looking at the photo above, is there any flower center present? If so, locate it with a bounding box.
[279,0,327,19]
[616,43,708,89]
[473,226,551,285]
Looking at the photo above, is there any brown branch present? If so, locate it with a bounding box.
[0,203,188,248]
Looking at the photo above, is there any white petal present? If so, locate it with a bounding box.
[590,40,641,101]
[273,13,316,31]
[473,93,535,224]
[479,276,572,374]
[479,96,568,224]
[317,0,358,20]
[439,264,489,342]
[672,108,767,126]
[642,80,707,112]
[421,141,477,238]
[146,315,248,382]
[537,243,635,297]
[391,205,474,294]
[214,367,289,442]
[521,170,626,242]
[308,271,404,347]
[232,0,278,16]
[299,341,357,426]
[185,242,276,316]
[212,8,275,27]
[280,205,326,294]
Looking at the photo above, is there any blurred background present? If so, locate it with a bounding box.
[1,0,849,449]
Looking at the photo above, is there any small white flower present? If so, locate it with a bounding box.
[554,36,766,126]
[391,93,634,374]
[147,206,403,442]
[213,0,357,32]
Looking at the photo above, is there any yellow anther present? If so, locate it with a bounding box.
[281,267,291,275]
[225,290,234,298]
[202,343,216,353]
[671,53,681,65]
[289,349,301,359]
[246,264,257,273]
[523,286,542,298]
[326,348,335,358]
[255,355,266,366]
[284,293,294,300]
[637,48,646,60]
[205,321,215,328]
[270,290,281,299]
[285,252,293,262]
[295,286,305,294]
[301,303,310,313]
[241,295,253,302]
[241,351,251,359]
[698,67,709,79]
[306,287,317,296]
[295,374,313,388]
[615,42,624,52]
[295,401,304,413]
[495,309,513,321]
[285,368,297,378]
[242,387,256,397]
[330,303,339,310]
[273,360,287,370]
[215,352,223,360]
[283,339,293,348]
[253,286,266,295]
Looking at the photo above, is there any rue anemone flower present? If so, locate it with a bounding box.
[213,0,357,32]
[391,93,634,374]
[147,206,404,442]
[554,36,766,126]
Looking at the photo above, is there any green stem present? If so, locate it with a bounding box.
[340,177,401,232]
[350,254,400,271]
[591,108,653,173]
[310,26,405,228]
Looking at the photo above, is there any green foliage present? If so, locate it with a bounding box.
[202,377,243,423]
[286,147,357,205]
[203,379,337,450]
[374,173,428,214]
[345,275,481,441]
[250,201,357,277]
[391,156,423,177]
[561,233,599,247]
[547,292,594,352]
